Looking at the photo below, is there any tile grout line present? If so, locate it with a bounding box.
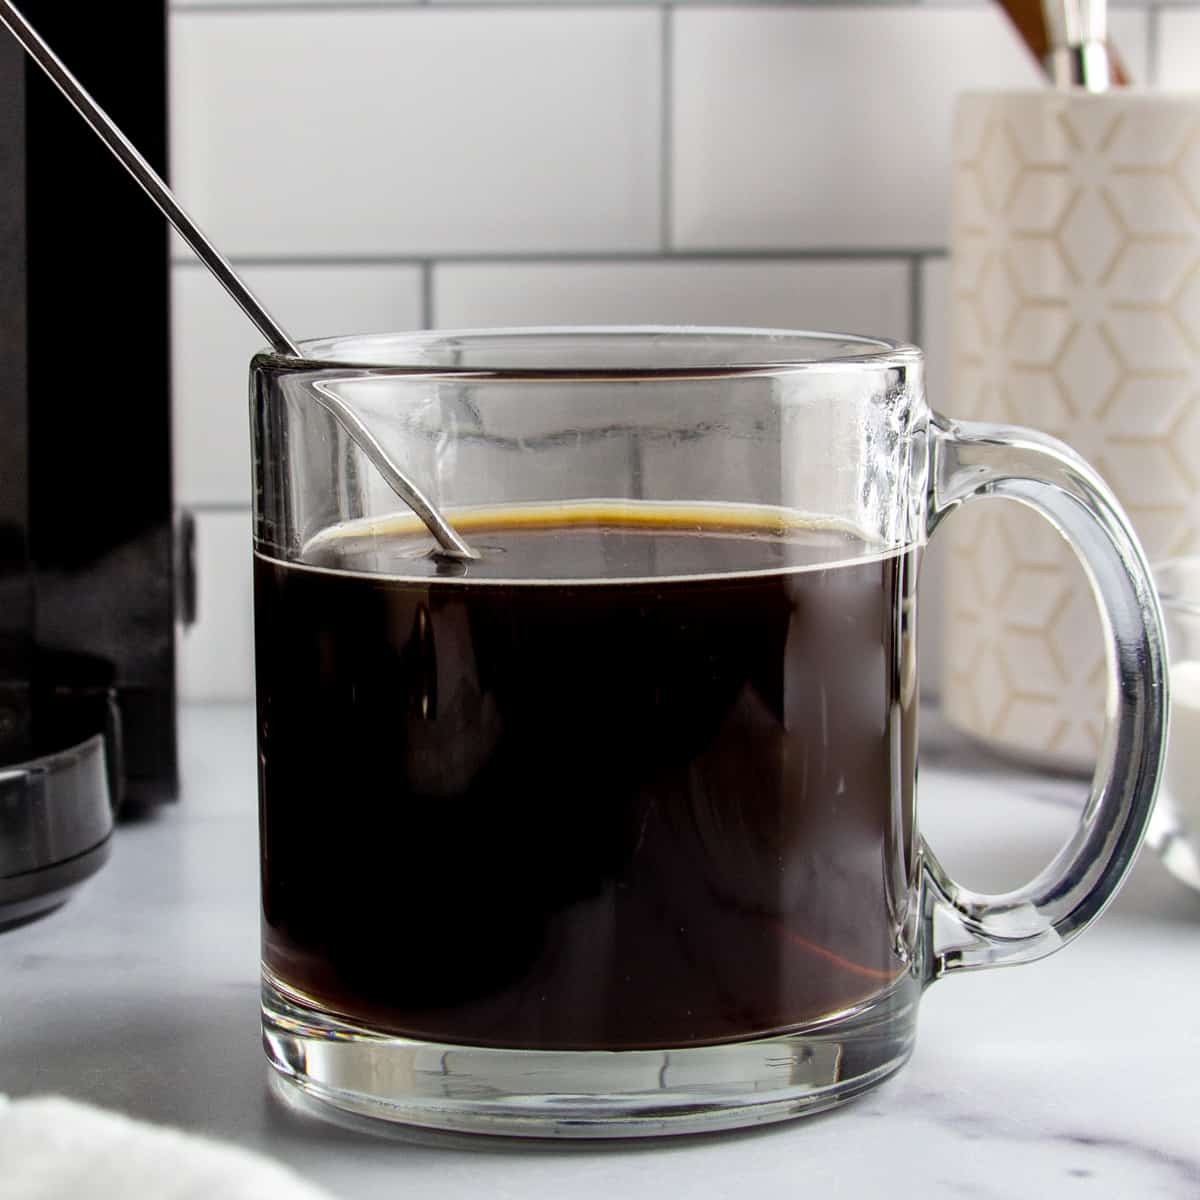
[172,248,940,267]
[1146,4,1160,88]
[172,1,701,11]
[909,255,923,349]
[420,260,434,328]
[659,3,673,254]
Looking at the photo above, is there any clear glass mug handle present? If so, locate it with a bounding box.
[923,415,1169,975]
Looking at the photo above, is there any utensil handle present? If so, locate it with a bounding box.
[921,414,1167,974]
[0,0,299,357]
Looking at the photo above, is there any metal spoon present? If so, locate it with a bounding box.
[0,0,478,562]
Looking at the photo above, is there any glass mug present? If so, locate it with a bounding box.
[251,328,1166,1138]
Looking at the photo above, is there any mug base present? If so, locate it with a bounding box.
[261,973,919,1139]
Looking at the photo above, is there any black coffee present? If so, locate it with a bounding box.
[256,504,919,1051]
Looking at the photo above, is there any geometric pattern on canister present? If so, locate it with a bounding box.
[942,93,1200,770]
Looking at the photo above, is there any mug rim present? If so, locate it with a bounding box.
[252,325,922,381]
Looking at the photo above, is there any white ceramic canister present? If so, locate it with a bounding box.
[942,90,1200,771]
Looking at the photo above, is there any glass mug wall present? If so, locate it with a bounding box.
[251,329,1166,1137]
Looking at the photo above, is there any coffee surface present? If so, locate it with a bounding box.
[300,501,882,582]
[256,504,919,1050]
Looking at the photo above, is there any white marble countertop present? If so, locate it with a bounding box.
[2,704,1199,1198]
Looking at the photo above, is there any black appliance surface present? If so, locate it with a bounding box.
[0,0,176,916]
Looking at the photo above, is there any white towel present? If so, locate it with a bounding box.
[0,1095,335,1200]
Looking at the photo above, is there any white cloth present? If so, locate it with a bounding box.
[0,1095,334,1200]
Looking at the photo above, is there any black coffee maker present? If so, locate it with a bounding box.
[0,1,181,929]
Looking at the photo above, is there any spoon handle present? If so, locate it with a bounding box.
[312,384,480,561]
[0,0,300,357]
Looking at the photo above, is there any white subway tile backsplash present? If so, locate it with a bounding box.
[671,8,1149,251]
[433,259,910,340]
[164,0,1155,712]
[169,9,661,257]
[172,262,423,506]
[178,510,253,702]
[1160,13,1200,87]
